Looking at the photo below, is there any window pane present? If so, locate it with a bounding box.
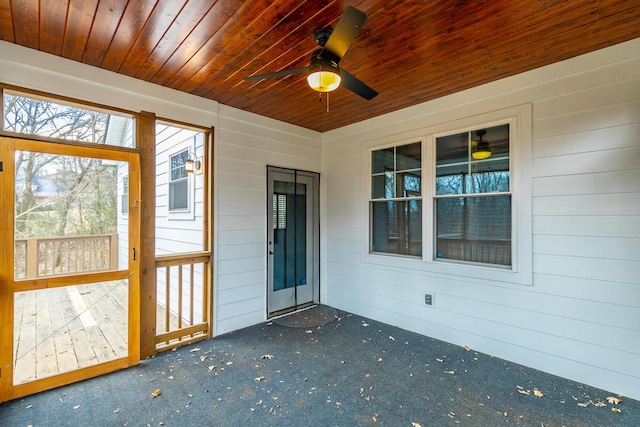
[3,92,135,147]
[397,170,421,197]
[170,151,188,181]
[396,142,421,171]
[436,163,466,195]
[372,173,395,199]
[466,163,510,193]
[371,200,421,256]
[372,147,394,174]
[435,196,511,266]
[169,180,188,211]
[436,132,468,164]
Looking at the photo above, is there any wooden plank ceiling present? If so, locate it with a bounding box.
[1,0,639,132]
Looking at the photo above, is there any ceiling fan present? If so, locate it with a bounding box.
[243,6,378,100]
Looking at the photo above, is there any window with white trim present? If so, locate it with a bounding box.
[370,141,422,256]
[169,149,189,212]
[121,176,129,215]
[365,105,531,283]
[434,124,511,267]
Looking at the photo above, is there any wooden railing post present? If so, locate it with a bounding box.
[138,111,157,359]
[25,238,38,279]
[110,233,119,271]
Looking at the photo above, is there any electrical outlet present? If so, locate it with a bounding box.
[425,293,434,306]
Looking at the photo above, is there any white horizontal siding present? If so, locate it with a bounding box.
[322,38,640,400]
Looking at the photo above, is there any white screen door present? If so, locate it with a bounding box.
[267,167,319,317]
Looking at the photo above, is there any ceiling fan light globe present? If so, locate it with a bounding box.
[471,150,492,160]
[472,140,492,160]
[307,70,341,92]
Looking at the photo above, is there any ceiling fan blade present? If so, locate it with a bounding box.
[340,68,378,100]
[244,67,309,82]
[323,6,367,61]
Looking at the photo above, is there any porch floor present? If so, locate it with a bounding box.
[2,306,638,426]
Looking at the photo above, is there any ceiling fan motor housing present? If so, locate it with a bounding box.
[313,28,333,47]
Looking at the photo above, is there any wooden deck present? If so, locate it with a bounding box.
[12,281,129,385]
[13,280,182,385]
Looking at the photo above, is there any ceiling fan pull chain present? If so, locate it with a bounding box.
[326,91,330,112]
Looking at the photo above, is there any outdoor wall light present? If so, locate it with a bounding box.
[184,154,202,174]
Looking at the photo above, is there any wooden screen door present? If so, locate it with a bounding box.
[267,167,320,317]
[0,137,140,402]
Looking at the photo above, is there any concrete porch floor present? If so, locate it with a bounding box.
[1,306,637,426]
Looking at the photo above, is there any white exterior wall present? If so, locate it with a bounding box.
[215,106,321,334]
[322,38,640,400]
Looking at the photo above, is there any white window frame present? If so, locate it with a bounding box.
[369,139,424,258]
[121,175,129,216]
[362,104,532,286]
[166,137,196,221]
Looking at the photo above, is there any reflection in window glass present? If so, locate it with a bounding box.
[434,124,511,267]
[370,141,422,257]
[371,200,422,256]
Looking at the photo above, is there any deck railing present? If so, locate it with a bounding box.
[155,251,210,351]
[14,234,119,278]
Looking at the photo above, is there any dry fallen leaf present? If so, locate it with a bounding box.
[255,376,265,382]
[612,407,622,413]
[362,322,369,327]
[412,423,422,427]
[607,396,621,405]
[113,408,120,413]
[189,348,201,353]
[208,365,216,371]
[150,389,161,398]
[533,388,544,398]
[261,354,274,360]
[389,336,395,341]
[517,389,530,395]
[436,358,444,363]
[577,402,589,408]
[444,370,455,375]
[73,405,80,410]
[463,345,471,351]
